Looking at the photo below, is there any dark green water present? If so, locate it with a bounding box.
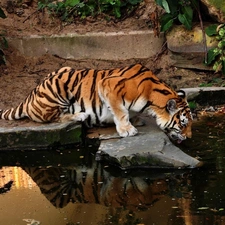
[0,115,225,225]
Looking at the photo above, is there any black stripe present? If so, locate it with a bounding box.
[128,93,142,110]
[65,68,75,87]
[45,78,58,100]
[81,69,90,78]
[18,102,24,117]
[114,78,126,91]
[80,98,85,112]
[99,102,102,117]
[137,77,161,88]
[75,84,82,100]
[92,95,100,124]
[126,65,150,80]
[100,71,107,79]
[41,91,58,104]
[70,72,81,93]
[58,68,69,78]
[122,92,126,106]
[116,82,125,95]
[90,70,98,100]
[153,88,172,96]
[120,64,136,76]
[108,69,116,76]
[55,79,62,97]
[139,100,152,113]
[30,108,44,122]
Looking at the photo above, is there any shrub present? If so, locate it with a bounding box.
[37,0,142,22]
[205,24,225,75]
[155,0,199,32]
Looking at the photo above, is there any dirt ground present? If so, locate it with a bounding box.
[0,1,221,128]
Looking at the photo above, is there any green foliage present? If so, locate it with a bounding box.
[155,0,198,32]
[188,101,197,110]
[37,0,142,22]
[199,78,225,87]
[205,24,225,75]
[0,7,7,65]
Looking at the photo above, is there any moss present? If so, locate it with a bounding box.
[0,123,83,150]
[208,0,225,14]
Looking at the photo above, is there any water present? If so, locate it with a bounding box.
[0,115,225,225]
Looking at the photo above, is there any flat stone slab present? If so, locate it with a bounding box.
[0,121,82,150]
[8,31,165,60]
[182,87,225,105]
[88,116,201,169]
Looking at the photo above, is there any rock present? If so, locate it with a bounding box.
[0,121,82,150]
[91,116,202,169]
[166,25,217,70]
[8,31,165,60]
[201,0,225,23]
[182,87,225,106]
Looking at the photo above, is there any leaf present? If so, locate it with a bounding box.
[113,7,121,18]
[65,0,80,7]
[222,59,225,75]
[205,48,220,65]
[178,13,192,30]
[155,0,163,7]
[162,0,170,13]
[128,0,141,5]
[182,6,193,20]
[166,0,179,15]
[160,14,174,32]
[37,2,45,10]
[205,24,218,36]
[0,7,6,19]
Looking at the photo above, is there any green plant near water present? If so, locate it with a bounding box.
[37,0,142,21]
[155,0,199,32]
[205,24,225,75]
[0,7,7,65]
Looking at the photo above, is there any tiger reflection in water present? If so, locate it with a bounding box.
[23,164,169,210]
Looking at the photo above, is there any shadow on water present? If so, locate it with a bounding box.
[0,115,225,225]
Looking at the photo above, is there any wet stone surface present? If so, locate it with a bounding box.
[88,116,201,169]
[0,116,201,169]
[2,87,225,168]
[0,121,82,150]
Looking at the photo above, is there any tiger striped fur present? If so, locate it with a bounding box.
[0,64,192,142]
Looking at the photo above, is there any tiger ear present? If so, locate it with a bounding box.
[177,90,186,98]
[167,99,177,113]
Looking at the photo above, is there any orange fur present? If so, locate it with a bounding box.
[0,64,192,142]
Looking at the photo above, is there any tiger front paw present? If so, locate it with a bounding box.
[117,124,138,137]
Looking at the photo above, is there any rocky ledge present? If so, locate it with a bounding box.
[1,87,225,169]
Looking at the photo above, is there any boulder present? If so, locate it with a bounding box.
[201,0,225,23]
[166,25,217,70]
[88,116,202,169]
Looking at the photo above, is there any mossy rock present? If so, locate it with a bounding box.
[0,121,82,150]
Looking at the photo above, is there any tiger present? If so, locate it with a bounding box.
[23,164,169,210]
[0,63,192,143]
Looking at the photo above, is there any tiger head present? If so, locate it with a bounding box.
[152,90,193,144]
